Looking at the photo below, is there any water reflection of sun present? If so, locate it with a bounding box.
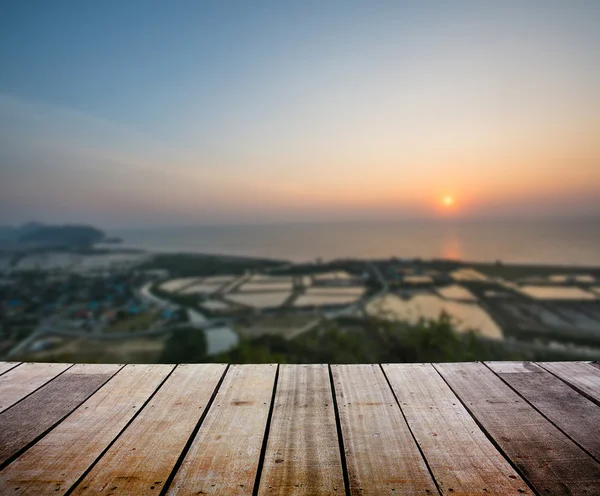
[442,233,462,260]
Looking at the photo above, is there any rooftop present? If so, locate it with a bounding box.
[0,361,599,495]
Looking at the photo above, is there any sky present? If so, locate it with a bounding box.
[0,1,599,228]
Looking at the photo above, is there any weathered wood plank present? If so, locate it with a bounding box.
[384,363,531,495]
[0,364,172,496]
[537,361,600,404]
[0,362,20,376]
[0,362,72,413]
[70,364,226,495]
[332,364,437,495]
[167,364,277,495]
[0,363,122,467]
[257,364,345,495]
[487,361,600,462]
[435,362,600,495]
[484,361,540,374]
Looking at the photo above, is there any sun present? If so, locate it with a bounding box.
[442,195,455,207]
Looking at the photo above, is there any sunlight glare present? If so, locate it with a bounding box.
[442,195,455,208]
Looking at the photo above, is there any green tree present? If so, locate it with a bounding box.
[160,327,207,363]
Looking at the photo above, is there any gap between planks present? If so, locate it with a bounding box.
[536,361,600,406]
[485,361,600,464]
[0,362,73,414]
[0,364,174,495]
[435,362,600,496]
[383,363,532,495]
[0,364,124,469]
[69,364,227,496]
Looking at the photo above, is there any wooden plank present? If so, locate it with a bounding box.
[70,363,226,495]
[384,363,531,495]
[0,363,122,467]
[0,362,72,413]
[0,364,172,496]
[332,364,438,495]
[537,361,600,404]
[435,362,600,495]
[0,362,20,376]
[487,361,600,462]
[166,364,277,495]
[483,361,540,374]
[257,364,345,495]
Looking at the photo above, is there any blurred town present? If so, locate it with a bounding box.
[2,231,600,363]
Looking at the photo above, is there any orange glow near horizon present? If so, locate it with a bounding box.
[442,195,455,208]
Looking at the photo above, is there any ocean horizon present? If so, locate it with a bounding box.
[109,218,600,266]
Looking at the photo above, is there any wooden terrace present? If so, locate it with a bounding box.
[0,361,599,495]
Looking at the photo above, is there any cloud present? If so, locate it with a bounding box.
[1,84,599,228]
[0,93,297,226]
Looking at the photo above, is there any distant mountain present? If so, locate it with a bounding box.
[17,223,105,246]
[16,221,46,234]
[0,222,108,248]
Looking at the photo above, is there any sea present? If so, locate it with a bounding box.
[109,218,600,266]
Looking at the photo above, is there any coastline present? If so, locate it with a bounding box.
[106,218,600,267]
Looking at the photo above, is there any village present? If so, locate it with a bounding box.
[1,250,600,363]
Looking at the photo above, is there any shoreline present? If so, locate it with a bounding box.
[4,245,600,275]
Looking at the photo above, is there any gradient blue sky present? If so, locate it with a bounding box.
[1,1,599,227]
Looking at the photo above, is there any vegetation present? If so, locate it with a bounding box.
[142,253,286,277]
[500,324,600,349]
[17,224,105,246]
[12,314,597,364]
[105,310,159,333]
[149,282,241,318]
[150,282,202,308]
[160,327,207,363]
[271,259,366,276]
[209,315,591,364]
[471,261,600,280]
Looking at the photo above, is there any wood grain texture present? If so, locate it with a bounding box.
[167,364,277,495]
[384,363,531,495]
[0,360,597,494]
[435,362,600,496]
[70,364,226,495]
[0,364,172,496]
[484,361,541,374]
[257,364,345,496]
[537,361,600,404]
[0,362,20,376]
[487,361,600,462]
[0,364,122,467]
[332,364,437,495]
[0,362,72,413]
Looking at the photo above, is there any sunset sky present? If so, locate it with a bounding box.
[1,1,599,227]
